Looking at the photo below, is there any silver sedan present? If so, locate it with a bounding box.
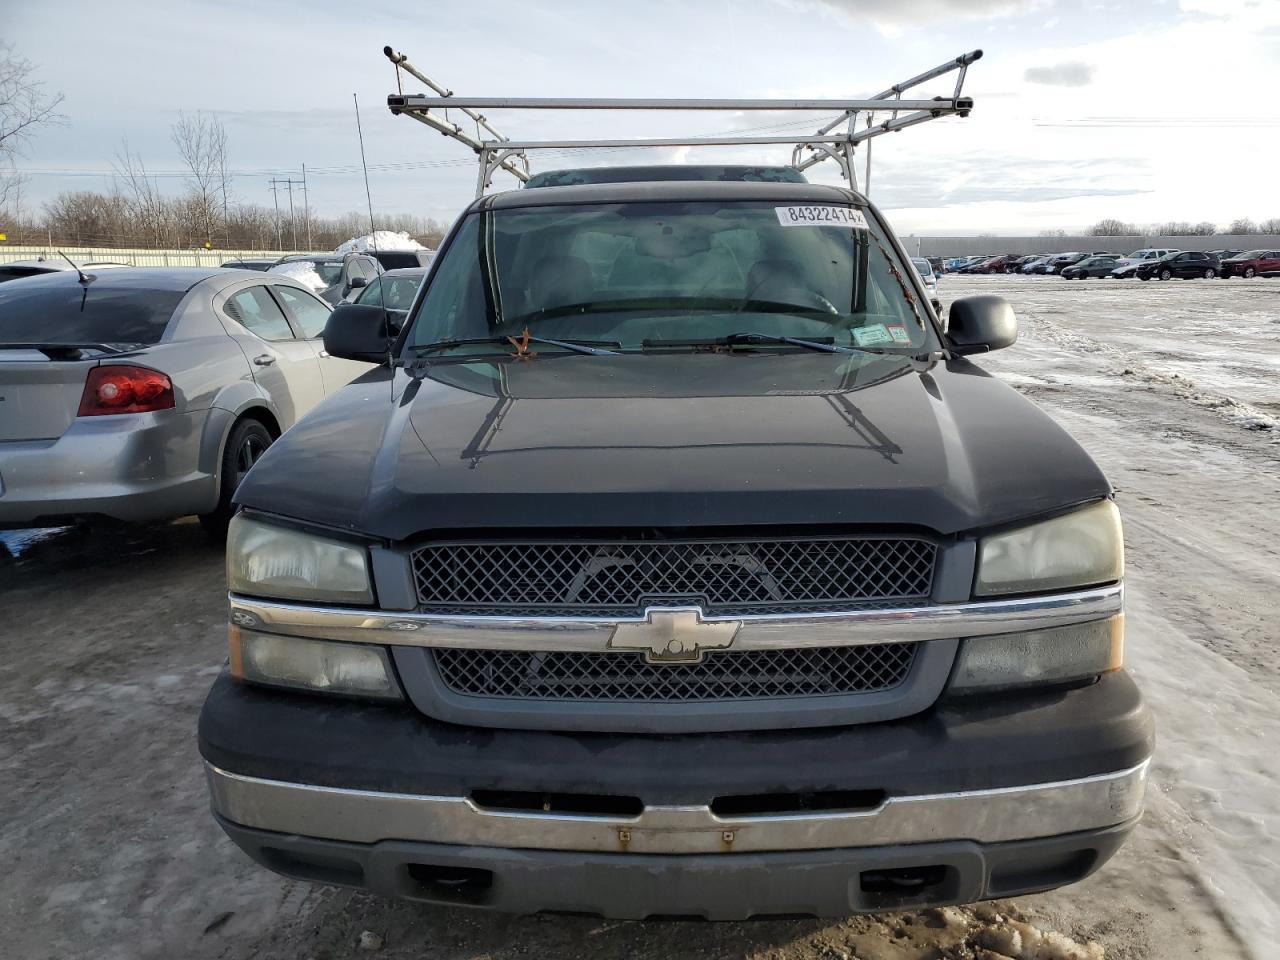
[0,267,373,533]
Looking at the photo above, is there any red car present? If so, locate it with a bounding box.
[1219,249,1280,278]
[969,254,1017,274]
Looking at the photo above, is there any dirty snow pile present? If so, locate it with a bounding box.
[335,231,426,254]
[267,260,327,293]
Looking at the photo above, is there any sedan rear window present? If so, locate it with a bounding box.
[0,281,185,346]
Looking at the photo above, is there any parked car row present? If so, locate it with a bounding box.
[935,246,1279,281]
[0,264,429,533]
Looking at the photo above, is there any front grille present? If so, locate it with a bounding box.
[432,644,917,703]
[411,537,937,615]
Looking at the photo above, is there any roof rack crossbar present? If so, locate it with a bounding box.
[389,96,968,112]
[382,46,981,196]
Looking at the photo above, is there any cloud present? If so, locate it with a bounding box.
[1024,61,1094,86]
[799,0,1043,32]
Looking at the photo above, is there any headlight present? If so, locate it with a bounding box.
[949,616,1123,694]
[227,514,372,604]
[975,500,1123,596]
[230,626,401,700]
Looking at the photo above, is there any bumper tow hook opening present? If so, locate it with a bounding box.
[859,865,948,894]
[405,863,494,905]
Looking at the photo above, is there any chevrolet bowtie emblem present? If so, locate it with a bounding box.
[608,607,740,664]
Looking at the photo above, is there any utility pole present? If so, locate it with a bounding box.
[268,179,282,249]
[268,176,305,251]
[301,163,312,250]
[286,179,297,249]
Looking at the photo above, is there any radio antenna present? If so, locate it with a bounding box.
[353,93,378,249]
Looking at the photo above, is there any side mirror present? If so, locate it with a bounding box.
[348,275,368,289]
[323,303,394,363]
[946,295,1017,355]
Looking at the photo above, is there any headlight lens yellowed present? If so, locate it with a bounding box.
[948,616,1124,694]
[230,627,400,700]
[975,500,1123,596]
[227,514,372,604]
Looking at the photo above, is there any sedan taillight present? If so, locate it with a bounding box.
[77,365,175,416]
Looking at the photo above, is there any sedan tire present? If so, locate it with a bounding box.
[1243,267,1256,278]
[200,417,275,538]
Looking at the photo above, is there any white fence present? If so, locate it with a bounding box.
[0,245,304,267]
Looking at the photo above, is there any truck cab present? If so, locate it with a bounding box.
[198,170,1151,919]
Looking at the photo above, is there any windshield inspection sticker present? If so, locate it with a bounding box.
[775,206,868,229]
[886,325,911,345]
[852,324,894,346]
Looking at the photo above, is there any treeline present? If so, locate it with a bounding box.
[2,190,448,252]
[1084,217,1280,238]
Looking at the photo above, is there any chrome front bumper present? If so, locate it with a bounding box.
[206,760,1149,855]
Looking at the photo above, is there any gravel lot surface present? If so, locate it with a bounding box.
[2,275,1276,959]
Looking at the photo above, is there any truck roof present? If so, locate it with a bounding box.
[479,179,864,210]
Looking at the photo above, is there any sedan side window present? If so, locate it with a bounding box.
[275,285,333,339]
[225,285,295,341]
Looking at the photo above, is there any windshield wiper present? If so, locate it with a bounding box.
[643,333,877,355]
[407,334,621,358]
[641,333,944,363]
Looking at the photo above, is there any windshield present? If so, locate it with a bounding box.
[406,200,934,354]
[911,258,934,277]
[1241,250,1266,259]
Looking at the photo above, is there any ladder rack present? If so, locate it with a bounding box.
[383,46,981,197]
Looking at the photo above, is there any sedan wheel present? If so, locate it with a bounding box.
[1244,267,1257,278]
[200,418,275,538]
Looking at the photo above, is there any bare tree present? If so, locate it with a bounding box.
[1087,218,1137,237]
[0,42,66,213]
[171,111,230,244]
[113,140,171,247]
[1226,217,1259,235]
[1157,221,1217,237]
[1258,217,1280,234]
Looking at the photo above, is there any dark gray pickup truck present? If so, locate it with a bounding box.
[198,171,1151,919]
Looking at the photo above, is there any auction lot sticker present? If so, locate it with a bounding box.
[775,206,868,229]
[852,324,894,346]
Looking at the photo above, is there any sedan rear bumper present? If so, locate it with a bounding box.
[0,408,217,526]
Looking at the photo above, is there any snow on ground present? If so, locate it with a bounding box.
[266,259,327,292]
[334,231,426,254]
[953,275,1280,959]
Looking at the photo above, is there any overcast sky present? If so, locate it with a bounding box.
[6,0,1279,235]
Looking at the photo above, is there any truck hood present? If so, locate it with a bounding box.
[236,352,1110,540]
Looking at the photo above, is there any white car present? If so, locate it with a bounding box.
[1110,248,1178,278]
[911,257,938,296]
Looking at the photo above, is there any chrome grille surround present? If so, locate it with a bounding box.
[432,643,917,703]
[411,536,938,616]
